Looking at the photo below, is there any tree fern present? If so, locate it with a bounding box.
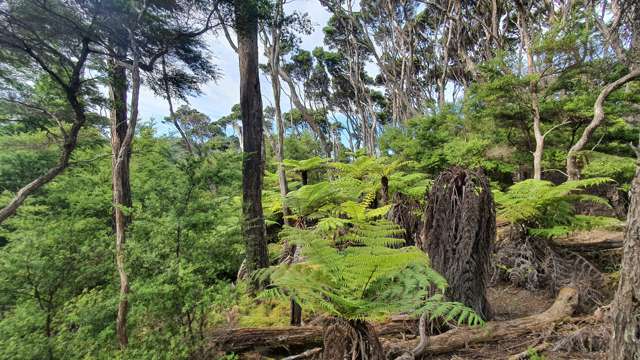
[494,178,620,237]
[256,196,484,325]
[282,156,328,173]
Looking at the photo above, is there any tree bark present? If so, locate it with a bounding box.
[609,159,640,359]
[420,167,495,320]
[290,300,302,326]
[567,68,640,180]
[236,0,269,274]
[108,41,138,349]
[108,54,133,219]
[380,176,389,206]
[322,318,383,360]
[515,0,544,180]
[208,319,413,353]
[265,0,291,225]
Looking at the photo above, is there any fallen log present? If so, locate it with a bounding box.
[209,326,323,353]
[208,318,417,353]
[210,289,577,355]
[385,287,578,356]
[552,230,623,251]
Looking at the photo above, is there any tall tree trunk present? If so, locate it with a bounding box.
[516,0,544,180]
[267,0,291,225]
[567,68,640,180]
[109,55,132,218]
[109,43,137,348]
[236,0,269,274]
[266,0,300,323]
[609,153,640,359]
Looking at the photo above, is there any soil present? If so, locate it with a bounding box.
[487,284,555,321]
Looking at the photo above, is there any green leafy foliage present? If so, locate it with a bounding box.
[494,178,620,237]
[257,195,483,326]
[0,129,244,359]
[581,151,636,185]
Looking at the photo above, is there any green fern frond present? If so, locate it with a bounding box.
[495,178,615,236]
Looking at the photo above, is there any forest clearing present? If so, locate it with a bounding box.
[1,0,639,359]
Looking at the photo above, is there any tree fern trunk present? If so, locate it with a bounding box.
[420,167,495,320]
[290,300,302,326]
[380,176,389,205]
[323,318,383,360]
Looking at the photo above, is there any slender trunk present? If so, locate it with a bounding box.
[109,56,132,215]
[332,127,339,161]
[516,1,544,180]
[0,158,69,223]
[437,77,446,110]
[162,56,194,155]
[609,157,640,359]
[267,1,291,226]
[109,42,139,348]
[533,131,544,180]
[45,311,53,360]
[567,68,640,180]
[301,171,308,186]
[233,123,244,152]
[275,86,290,221]
[236,0,269,274]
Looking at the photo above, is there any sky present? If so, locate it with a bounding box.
[138,0,331,133]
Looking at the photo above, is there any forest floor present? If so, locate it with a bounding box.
[231,283,609,359]
[404,284,607,359]
[218,227,620,359]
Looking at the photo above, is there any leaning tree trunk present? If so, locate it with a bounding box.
[567,68,640,180]
[419,167,495,320]
[236,0,269,274]
[323,318,384,360]
[609,159,640,359]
